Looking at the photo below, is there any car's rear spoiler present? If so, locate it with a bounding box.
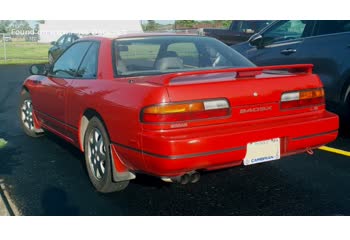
[163,64,314,86]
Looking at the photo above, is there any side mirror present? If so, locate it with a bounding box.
[248,33,264,49]
[29,64,48,75]
[50,41,56,45]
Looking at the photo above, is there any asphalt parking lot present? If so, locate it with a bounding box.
[1,65,350,216]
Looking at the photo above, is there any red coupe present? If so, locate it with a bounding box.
[20,34,339,192]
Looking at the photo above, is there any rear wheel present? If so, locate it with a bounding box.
[19,90,43,138]
[84,117,129,193]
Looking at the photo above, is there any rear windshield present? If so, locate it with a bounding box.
[113,36,255,77]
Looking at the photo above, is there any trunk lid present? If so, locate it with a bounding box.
[162,65,323,122]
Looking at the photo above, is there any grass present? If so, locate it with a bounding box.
[0,138,7,149]
[120,43,198,60]
[0,41,50,65]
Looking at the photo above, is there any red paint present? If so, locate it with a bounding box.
[23,35,339,178]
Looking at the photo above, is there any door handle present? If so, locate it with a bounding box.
[280,48,297,55]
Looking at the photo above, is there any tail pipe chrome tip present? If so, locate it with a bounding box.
[161,171,200,184]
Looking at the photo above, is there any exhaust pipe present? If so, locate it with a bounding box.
[161,171,200,184]
[190,172,200,183]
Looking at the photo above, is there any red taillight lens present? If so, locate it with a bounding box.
[141,99,230,123]
[281,88,325,109]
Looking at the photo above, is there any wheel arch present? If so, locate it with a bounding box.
[22,85,30,94]
[339,70,350,103]
[79,108,109,152]
[78,108,135,183]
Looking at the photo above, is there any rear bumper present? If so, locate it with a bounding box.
[114,111,338,176]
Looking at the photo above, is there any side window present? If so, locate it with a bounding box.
[76,42,99,79]
[56,35,65,46]
[51,41,92,78]
[262,20,308,45]
[313,20,350,36]
[167,42,199,67]
[65,35,73,45]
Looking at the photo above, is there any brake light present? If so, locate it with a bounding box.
[141,99,230,123]
[281,88,325,109]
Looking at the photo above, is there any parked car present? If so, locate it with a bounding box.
[198,20,273,45]
[20,34,338,193]
[232,20,350,122]
[3,36,12,42]
[48,33,79,64]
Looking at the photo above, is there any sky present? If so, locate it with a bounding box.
[28,20,176,28]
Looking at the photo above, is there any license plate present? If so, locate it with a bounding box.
[243,138,280,166]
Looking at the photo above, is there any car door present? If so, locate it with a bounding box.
[33,41,93,137]
[296,20,350,106]
[65,41,100,142]
[243,20,315,66]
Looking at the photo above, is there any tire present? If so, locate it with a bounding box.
[19,90,44,138]
[48,52,54,64]
[84,117,129,193]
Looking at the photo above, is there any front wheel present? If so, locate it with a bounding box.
[19,90,44,138]
[84,117,129,193]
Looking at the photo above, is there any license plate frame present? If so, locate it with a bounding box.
[243,138,281,166]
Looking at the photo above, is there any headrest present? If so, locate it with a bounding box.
[155,57,184,71]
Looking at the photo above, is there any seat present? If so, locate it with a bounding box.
[155,51,184,71]
[116,60,128,74]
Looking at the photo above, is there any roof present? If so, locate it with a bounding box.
[77,32,199,42]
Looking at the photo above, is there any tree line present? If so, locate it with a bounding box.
[142,20,232,31]
[0,20,44,34]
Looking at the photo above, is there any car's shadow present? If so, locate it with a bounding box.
[44,131,170,189]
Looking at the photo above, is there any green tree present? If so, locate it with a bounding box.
[144,20,157,31]
[175,20,196,29]
[220,20,232,28]
[0,20,12,33]
[10,20,32,31]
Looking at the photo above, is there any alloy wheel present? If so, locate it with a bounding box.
[87,128,107,180]
[21,100,34,131]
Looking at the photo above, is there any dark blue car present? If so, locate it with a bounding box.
[232,20,350,121]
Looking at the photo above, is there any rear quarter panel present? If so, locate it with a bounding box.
[68,79,170,151]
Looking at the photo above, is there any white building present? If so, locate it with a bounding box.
[39,20,143,43]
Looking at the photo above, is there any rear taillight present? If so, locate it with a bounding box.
[141,99,230,123]
[281,88,325,109]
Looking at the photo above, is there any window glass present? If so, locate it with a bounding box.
[231,21,273,34]
[167,42,199,67]
[56,35,65,46]
[262,20,307,45]
[76,42,99,78]
[51,41,92,78]
[116,41,160,74]
[65,35,73,44]
[314,20,350,36]
[113,36,255,77]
